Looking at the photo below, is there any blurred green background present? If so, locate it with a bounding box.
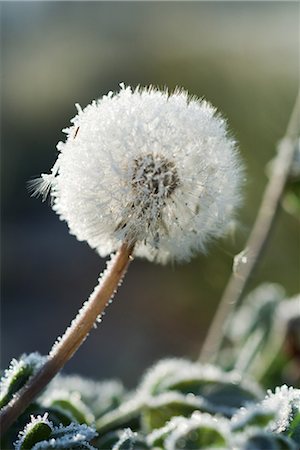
[1,1,299,387]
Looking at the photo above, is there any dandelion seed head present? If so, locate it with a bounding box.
[37,84,243,263]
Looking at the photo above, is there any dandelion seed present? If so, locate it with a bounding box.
[35,84,243,263]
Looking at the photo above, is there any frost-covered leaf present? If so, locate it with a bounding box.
[111,428,148,449]
[95,396,141,435]
[0,353,47,409]
[39,390,94,424]
[231,404,276,431]
[138,358,262,427]
[263,385,300,442]
[14,414,53,450]
[141,392,207,431]
[147,416,186,448]
[164,412,229,450]
[41,375,125,419]
[15,422,98,450]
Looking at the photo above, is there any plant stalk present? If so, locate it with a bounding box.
[0,242,135,437]
[200,91,300,363]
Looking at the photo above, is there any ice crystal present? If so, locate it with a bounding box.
[262,385,300,433]
[0,353,47,409]
[112,428,138,450]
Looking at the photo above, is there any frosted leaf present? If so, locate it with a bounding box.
[14,414,53,450]
[35,84,243,264]
[30,423,98,449]
[164,412,230,450]
[95,395,142,435]
[262,385,300,434]
[112,428,148,449]
[231,404,276,431]
[0,353,47,409]
[141,391,233,431]
[39,389,94,425]
[147,416,187,447]
[41,374,125,418]
[137,358,262,408]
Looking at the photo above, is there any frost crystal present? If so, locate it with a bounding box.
[34,84,243,263]
[262,385,300,433]
[0,353,47,408]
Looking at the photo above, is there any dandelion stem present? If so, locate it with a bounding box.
[0,242,134,437]
[199,91,300,363]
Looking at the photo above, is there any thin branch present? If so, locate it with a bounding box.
[200,91,300,363]
[0,242,135,437]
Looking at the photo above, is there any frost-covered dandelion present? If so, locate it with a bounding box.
[0,85,243,434]
[33,84,242,263]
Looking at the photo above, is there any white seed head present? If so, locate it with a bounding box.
[34,84,243,263]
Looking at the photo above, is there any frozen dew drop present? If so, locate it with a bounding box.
[233,248,249,275]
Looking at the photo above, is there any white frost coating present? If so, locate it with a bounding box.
[39,389,95,424]
[14,414,53,450]
[231,402,275,430]
[34,84,243,263]
[147,416,187,446]
[0,353,47,404]
[164,411,230,450]
[112,428,138,450]
[31,423,98,450]
[262,385,300,434]
[137,358,263,400]
[40,374,124,417]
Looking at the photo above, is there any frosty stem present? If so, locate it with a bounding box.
[200,91,300,363]
[0,242,135,437]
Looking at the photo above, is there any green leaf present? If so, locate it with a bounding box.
[167,378,260,410]
[169,426,226,449]
[14,414,53,450]
[111,429,149,450]
[0,354,46,410]
[231,406,276,431]
[50,399,92,424]
[42,375,125,419]
[142,396,197,431]
[165,413,229,450]
[286,406,300,443]
[19,422,52,449]
[275,435,298,450]
[96,397,141,435]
